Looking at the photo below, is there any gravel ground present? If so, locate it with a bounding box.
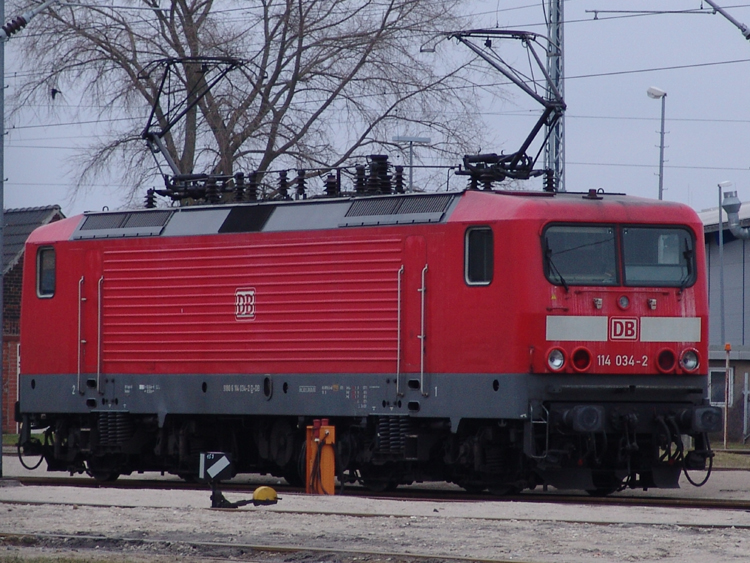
[2,478,750,563]
[3,454,750,563]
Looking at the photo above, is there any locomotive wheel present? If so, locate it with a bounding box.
[359,466,399,492]
[361,478,398,493]
[488,484,520,496]
[586,486,619,497]
[269,419,295,468]
[282,441,306,487]
[283,467,305,488]
[91,471,120,482]
[86,457,121,482]
[461,484,486,494]
[457,480,487,494]
[586,472,622,497]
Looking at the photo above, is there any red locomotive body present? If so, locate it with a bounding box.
[17,189,720,493]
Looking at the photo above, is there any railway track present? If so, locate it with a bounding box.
[0,531,522,563]
[6,474,750,513]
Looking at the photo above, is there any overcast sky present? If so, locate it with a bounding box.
[4,0,750,217]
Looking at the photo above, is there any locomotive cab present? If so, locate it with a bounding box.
[526,209,720,492]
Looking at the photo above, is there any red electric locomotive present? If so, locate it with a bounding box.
[16,177,720,494]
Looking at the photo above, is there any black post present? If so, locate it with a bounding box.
[0,0,6,478]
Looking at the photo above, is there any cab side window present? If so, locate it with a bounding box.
[37,247,56,298]
[465,227,493,285]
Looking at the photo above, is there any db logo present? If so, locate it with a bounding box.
[235,288,256,320]
[610,317,638,340]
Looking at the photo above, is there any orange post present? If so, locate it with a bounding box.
[305,418,336,495]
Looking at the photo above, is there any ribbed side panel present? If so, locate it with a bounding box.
[101,236,404,371]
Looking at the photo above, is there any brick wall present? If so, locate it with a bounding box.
[2,337,19,434]
[4,256,23,335]
[2,257,23,434]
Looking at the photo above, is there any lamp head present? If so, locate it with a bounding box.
[647,86,667,99]
[722,190,741,215]
[392,136,431,144]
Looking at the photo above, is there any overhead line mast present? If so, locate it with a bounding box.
[703,0,750,40]
[545,0,565,192]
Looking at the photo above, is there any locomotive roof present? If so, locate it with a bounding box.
[26,189,702,244]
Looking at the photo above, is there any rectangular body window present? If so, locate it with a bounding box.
[543,225,618,286]
[622,227,695,287]
[465,227,493,285]
[37,247,56,298]
[708,367,733,407]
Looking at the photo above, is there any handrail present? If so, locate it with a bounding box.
[396,265,404,397]
[77,276,85,395]
[97,276,104,393]
[419,264,428,397]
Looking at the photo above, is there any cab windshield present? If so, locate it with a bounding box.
[543,224,695,288]
[622,227,694,287]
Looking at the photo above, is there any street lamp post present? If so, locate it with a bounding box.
[0,0,5,480]
[392,136,431,192]
[718,181,733,348]
[647,87,667,200]
[718,181,733,448]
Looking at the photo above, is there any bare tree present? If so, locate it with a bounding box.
[7,0,493,204]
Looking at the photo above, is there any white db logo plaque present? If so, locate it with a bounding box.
[235,288,256,320]
[610,317,638,340]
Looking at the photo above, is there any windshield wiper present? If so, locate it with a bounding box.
[545,244,569,292]
[679,239,694,292]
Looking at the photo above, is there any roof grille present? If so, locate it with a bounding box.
[122,211,172,228]
[397,194,453,214]
[341,194,455,227]
[75,210,173,239]
[81,211,171,231]
[80,213,129,230]
[345,194,453,218]
[345,198,401,217]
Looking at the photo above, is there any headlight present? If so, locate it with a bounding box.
[680,349,700,372]
[547,348,566,371]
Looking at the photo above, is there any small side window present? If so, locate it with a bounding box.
[37,247,56,298]
[709,367,734,407]
[465,227,493,285]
